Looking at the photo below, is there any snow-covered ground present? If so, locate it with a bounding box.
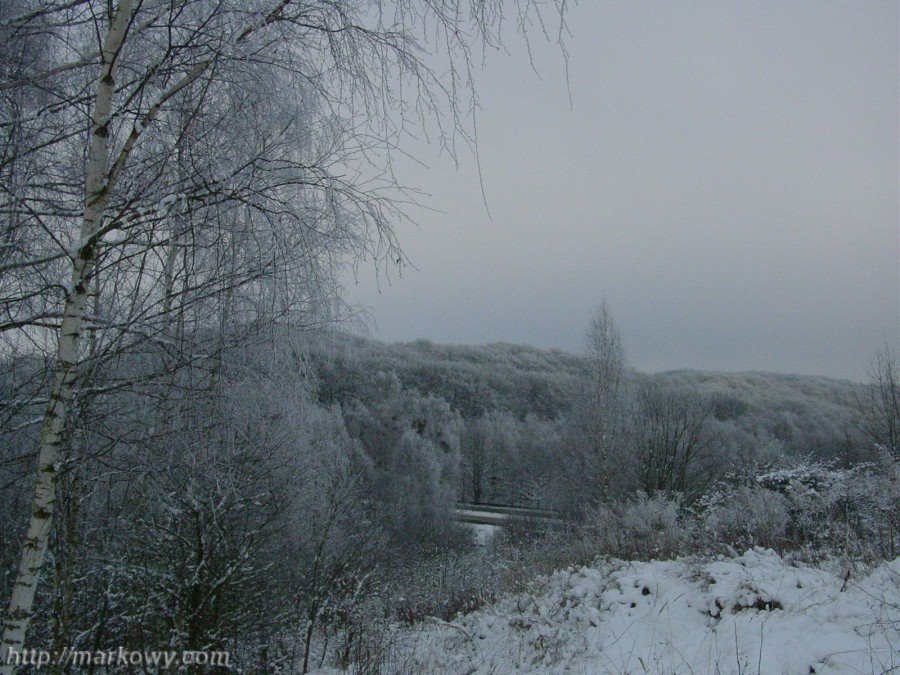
[358,549,899,674]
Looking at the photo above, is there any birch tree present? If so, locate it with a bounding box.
[560,300,628,508]
[586,300,625,404]
[584,299,625,453]
[2,3,136,658]
[1,0,568,663]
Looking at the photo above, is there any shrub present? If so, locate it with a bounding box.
[701,458,899,560]
[701,485,790,550]
[582,492,692,560]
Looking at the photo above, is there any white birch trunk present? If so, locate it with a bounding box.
[0,2,133,668]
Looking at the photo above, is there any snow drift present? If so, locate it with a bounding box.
[379,549,899,674]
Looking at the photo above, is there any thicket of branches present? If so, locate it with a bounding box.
[0,0,569,669]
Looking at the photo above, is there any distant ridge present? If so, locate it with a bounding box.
[307,331,866,460]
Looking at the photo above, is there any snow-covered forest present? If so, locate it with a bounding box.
[1,1,898,673]
[2,321,898,671]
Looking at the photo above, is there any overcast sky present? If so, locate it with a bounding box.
[345,1,898,382]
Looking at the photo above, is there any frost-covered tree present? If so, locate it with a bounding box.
[857,344,900,458]
[586,299,625,406]
[1,0,569,663]
[629,383,713,498]
[461,411,518,504]
[345,378,463,548]
[558,301,629,509]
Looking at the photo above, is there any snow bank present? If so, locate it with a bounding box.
[393,549,899,674]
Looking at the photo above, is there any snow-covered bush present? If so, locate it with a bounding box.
[757,459,898,558]
[701,485,790,550]
[582,492,693,560]
[701,457,899,559]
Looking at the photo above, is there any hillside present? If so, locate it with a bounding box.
[307,333,868,460]
[655,369,865,459]
[309,334,589,418]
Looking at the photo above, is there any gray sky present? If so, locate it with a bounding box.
[346,1,899,382]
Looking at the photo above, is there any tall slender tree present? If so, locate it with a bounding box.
[1,0,568,664]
